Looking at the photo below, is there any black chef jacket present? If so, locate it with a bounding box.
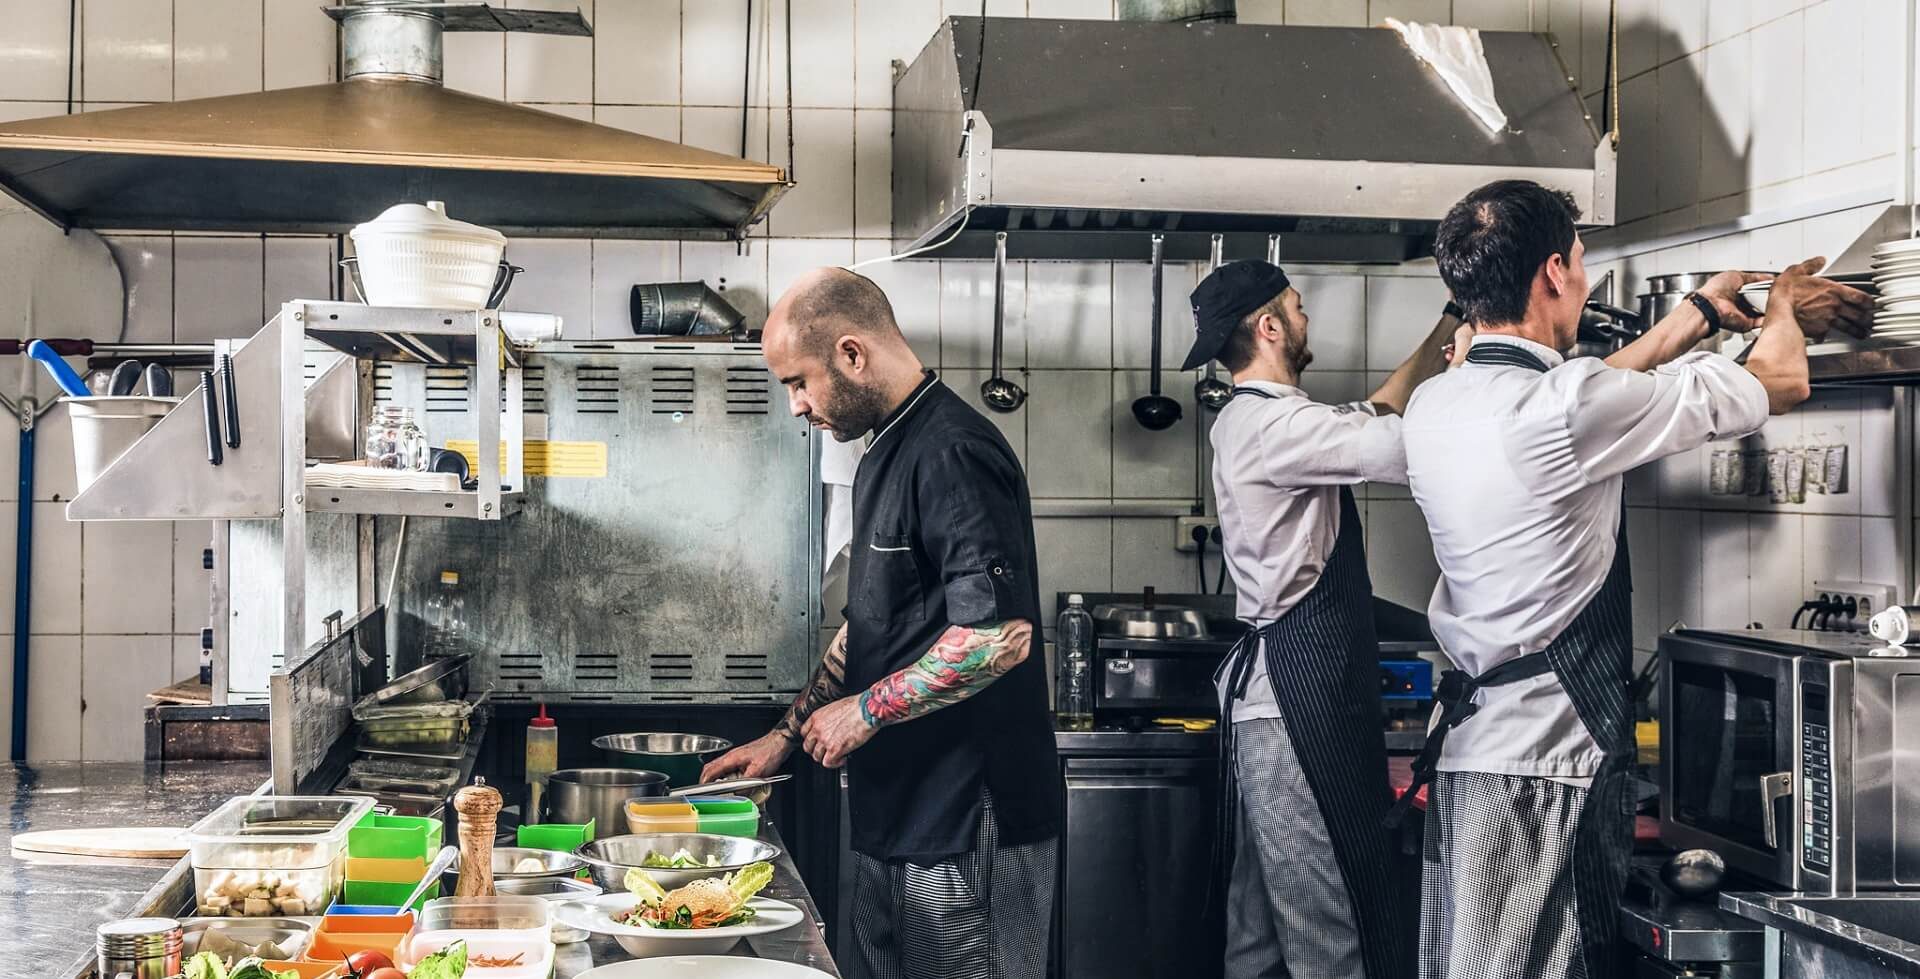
[842,372,1063,862]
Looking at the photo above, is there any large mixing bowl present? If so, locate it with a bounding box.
[574,832,783,892]
[547,768,670,832]
[592,733,732,787]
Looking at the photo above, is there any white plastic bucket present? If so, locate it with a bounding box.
[69,396,178,492]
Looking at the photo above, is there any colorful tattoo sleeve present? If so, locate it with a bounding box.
[857,620,1033,728]
[776,625,848,743]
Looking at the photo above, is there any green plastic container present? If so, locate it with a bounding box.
[518,819,594,851]
[343,878,439,911]
[349,813,443,860]
[691,796,760,838]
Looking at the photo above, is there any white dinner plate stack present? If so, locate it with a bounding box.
[1872,237,1920,338]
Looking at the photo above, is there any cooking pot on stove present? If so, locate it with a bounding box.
[1092,587,1209,640]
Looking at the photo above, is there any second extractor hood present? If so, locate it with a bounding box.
[893,17,1615,262]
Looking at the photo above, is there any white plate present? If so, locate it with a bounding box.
[575,957,835,979]
[1873,237,1920,256]
[1876,298,1920,312]
[553,893,804,958]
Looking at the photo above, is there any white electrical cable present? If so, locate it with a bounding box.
[844,122,978,272]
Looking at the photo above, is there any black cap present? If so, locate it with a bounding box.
[1180,260,1291,371]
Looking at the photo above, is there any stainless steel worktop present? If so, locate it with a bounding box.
[1,761,271,979]
[1723,891,1920,977]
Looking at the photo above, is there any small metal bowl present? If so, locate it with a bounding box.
[488,846,587,879]
[179,917,312,961]
[493,877,602,944]
[574,832,782,892]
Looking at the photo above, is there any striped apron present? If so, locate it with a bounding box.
[1213,385,1411,979]
[1389,340,1636,979]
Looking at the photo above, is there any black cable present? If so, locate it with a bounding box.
[967,0,987,114]
[784,0,795,180]
[1791,601,1817,630]
[1196,538,1207,593]
[66,0,76,115]
[740,0,752,160]
[1214,552,1229,595]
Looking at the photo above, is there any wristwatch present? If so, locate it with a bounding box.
[1443,300,1465,320]
[1683,291,1722,338]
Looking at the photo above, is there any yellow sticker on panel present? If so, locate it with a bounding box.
[444,439,608,478]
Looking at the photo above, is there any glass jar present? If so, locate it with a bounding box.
[365,405,430,471]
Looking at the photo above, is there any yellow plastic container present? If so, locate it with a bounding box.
[624,800,698,834]
[347,855,429,883]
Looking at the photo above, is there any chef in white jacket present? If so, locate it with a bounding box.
[1397,178,1871,979]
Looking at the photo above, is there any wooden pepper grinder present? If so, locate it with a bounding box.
[453,777,503,898]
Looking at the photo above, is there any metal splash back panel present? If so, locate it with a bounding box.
[894,16,1614,261]
[377,341,821,704]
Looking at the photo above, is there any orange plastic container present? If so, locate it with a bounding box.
[624,800,698,834]
[304,930,405,964]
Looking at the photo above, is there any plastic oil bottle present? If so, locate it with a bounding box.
[524,704,558,825]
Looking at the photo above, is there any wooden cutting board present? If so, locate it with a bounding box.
[12,827,191,859]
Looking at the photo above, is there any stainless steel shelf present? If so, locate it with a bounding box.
[299,301,519,366]
[1809,342,1920,385]
[306,485,525,519]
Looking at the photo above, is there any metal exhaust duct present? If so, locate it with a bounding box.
[1117,0,1236,23]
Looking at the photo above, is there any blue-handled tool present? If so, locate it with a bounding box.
[25,341,89,398]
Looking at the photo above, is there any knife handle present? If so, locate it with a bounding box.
[219,354,241,449]
[200,370,223,466]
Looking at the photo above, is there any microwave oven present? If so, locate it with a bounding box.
[1660,628,1920,893]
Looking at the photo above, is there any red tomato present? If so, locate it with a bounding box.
[365,968,407,979]
[347,950,396,974]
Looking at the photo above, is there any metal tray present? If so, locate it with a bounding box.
[354,654,470,712]
[355,737,467,761]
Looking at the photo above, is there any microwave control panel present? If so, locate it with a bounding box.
[1802,681,1833,874]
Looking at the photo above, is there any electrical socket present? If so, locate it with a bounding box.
[1808,580,1898,631]
[1176,516,1221,553]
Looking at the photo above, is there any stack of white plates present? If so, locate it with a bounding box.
[1872,238,1920,337]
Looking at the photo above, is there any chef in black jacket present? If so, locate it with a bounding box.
[703,267,1063,979]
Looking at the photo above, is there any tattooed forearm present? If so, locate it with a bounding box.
[776,625,848,742]
[857,620,1032,728]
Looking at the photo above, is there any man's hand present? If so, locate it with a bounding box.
[1766,256,1873,340]
[1443,324,1474,369]
[700,730,797,782]
[799,696,876,769]
[1693,270,1774,333]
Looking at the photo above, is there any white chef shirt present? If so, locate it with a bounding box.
[1210,381,1409,723]
[1402,334,1768,778]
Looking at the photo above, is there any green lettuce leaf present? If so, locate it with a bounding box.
[183,951,228,979]
[727,862,774,905]
[409,939,469,979]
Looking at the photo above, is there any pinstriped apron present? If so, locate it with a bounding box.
[1213,386,1411,979]
[1393,341,1637,979]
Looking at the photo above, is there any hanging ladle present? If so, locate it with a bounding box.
[1132,233,1184,431]
[980,231,1027,413]
[1194,233,1232,412]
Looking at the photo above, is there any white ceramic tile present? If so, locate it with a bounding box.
[595,105,680,140]
[507,0,595,103]
[768,109,855,237]
[1617,70,1658,223]
[595,0,679,104]
[1033,516,1111,623]
[1112,262,1200,371]
[27,635,81,761]
[176,0,263,100]
[82,0,172,102]
[1364,275,1448,371]
[1803,514,1864,589]
[853,241,941,366]
[33,409,77,503]
[1748,512,1804,628]
[1579,0,1610,96]
[173,521,211,635]
[943,0,1025,16]
[1026,263,1113,370]
[536,103,595,122]
[683,106,767,158]
[1700,30,1751,201]
[264,238,335,315]
[1363,498,1440,612]
[767,239,858,305]
[1113,370,1198,498]
[1656,56,1703,214]
[172,633,202,685]
[1700,510,1750,629]
[82,634,173,761]
[940,259,1027,370]
[1625,508,1662,650]
[1704,0,1751,44]
[1803,0,1866,177]
[1367,0,1449,24]
[443,32,505,100]
[81,519,173,634]
[103,236,174,345]
[265,0,336,90]
[502,239,593,339]
[1656,508,1703,631]
[1857,387,1896,518]
[1747,219,1805,271]
[1747,12,1804,191]
[1452,0,1533,30]
[1283,274,1367,372]
[853,109,892,239]
[1609,0,1656,81]
[174,237,264,341]
[854,0,941,108]
[591,240,680,340]
[1862,0,1903,161]
[1658,0,1708,63]
[1026,371,1113,498]
[0,102,62,123]
[946,368,1028,466]
[683,0,751,106]
[0,424,17,504]
[1112,517,1209,595]
[1298,371,1369,407]
[1278,0,1364,24]
[30,501,81,633]
[1,0,75,102]
[682,241,770,327]
[1031,0,1114,16]
[769,0,856,108]
[1861,516,1901,596]
[1696,228,1749,271]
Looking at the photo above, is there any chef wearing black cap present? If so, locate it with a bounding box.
[1188,261,1462,979]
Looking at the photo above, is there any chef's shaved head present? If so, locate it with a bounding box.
[763,266,926,442]
[774,267,903,356]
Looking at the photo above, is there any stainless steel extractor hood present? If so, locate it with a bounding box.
[0,2,789,240]
[893,17,1615,262]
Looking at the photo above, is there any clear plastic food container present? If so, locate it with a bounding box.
[403,897,552,979]
[185,796,373,917]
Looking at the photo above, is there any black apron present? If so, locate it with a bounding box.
[1385,342,1636,979]
[1211,385,1411,979]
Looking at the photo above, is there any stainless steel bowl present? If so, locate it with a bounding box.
[489,846,588,879]
[547,767,671,830]
[493,877,602,944]
[178,917,312,962]
[574,832,783,892]
[592,733,733,786]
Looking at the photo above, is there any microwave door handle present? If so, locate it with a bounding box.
[1760,770,1794,849]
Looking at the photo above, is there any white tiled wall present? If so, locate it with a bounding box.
[1,0,1914,757]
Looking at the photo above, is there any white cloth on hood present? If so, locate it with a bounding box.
[1384,18,1508,134]
[820,434,867,597]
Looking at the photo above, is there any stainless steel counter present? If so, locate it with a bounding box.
[0,761,271,979]
[1723,891,1920,977]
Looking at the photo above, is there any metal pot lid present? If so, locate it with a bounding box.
[1091,600,1209,639]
